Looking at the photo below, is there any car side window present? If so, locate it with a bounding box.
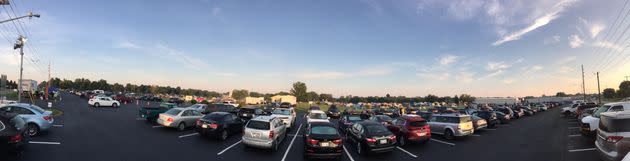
[430,116,437,122]
[610,106,624,112]
[182,110,191,116]
[395,118,405,126]
[14,107,34,115]
[191,110,202,116]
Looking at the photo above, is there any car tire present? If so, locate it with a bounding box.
[178,122,186,131]
[220,130,228,140]
[398,135,406,146]
[444,130,455,140]
[94,103,100,107]
[26,123,39,137]
[272,141,279,152]
[112,103,118,107]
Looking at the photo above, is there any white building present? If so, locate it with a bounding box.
[19,79,37,92]
[525,96,574,103]
[271,95,297,105]
[474,97,518,105]
[245,97,265,105]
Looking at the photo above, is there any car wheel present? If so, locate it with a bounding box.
[220,130,228,140]
[178,122,186,131]
[444,130,454,140]
[399,135,406,146]
[112,103,118,107]
[356,142,363,155]
[272,141,279,152]
[94,103,100,107]
[27,123,39,137]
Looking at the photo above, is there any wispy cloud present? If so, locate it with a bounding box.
[455,72,474,83]
[568,34,584,48]
[154,44,209,70]
[525,65,544,73]
[296,71,348,80]
[579,17,605,38]
[486,61,511,71]
[593,41,623,52]
[417,72,450,81]
[557,56,576,64]
[492,0,577,46]
[544,35,561,44]
[502,78,515,85]
[114,41,141,49]
[439,55,460,66]
[559,66,576,73]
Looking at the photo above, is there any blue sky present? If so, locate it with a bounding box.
[0,0,629,97]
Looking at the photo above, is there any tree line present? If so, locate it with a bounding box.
[602,81,630,99]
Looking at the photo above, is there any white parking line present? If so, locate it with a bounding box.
[568,134,582,137]
[281,124,303,161]
[29,141,61,145]
[342,146,356,161]
[52,125,63,127]
[178,133,199,138]
[396,146,418,158]
[217,140,242,155]
[430,139,455,146]
[569,148,597,152]
[152,125,164,128]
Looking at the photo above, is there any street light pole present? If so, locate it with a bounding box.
[14,35,25,102]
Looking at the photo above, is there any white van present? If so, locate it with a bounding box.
[93,90,105,94]
[580,102,630,136]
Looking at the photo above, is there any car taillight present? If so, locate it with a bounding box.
[606,136,624,143]
[43,115,53,121]
[389,135,396,141]
[9,134,22,143]
[366,138,376,143]
[269,131,274,139]
[210,123,218,129]
[196,119,201,125]
[333,139,342,145]
[308,138,319,145]
[167,118,173,122]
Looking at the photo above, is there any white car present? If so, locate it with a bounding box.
[306,110,329,123]
[223,101,239,108]
[270,108,296,130]
[187,104,208,113]
[88,96,121,107]
[580,102,630,136]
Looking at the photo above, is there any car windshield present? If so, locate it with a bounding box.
[309,113,327,119]
[408,120,427,127]
[328,107,339,112]
[593,106,610,118]
[364,124,390,134]
[599,116,630,132]
[310,126,338,135]
[377,116,392,121]
[246,120,270,130]
[165,109,182,115]
[272,109,291,115]
[347,116,363,122]
[203,113,226,122]
[239,108,257,113]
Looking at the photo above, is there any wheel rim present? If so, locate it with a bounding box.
[179,124,185,131]
[27,124,37,136]
[95,103,99,107]
[222,131,228,140]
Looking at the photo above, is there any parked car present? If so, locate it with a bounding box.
[309,106,321,112]
[338,114,364,133]
[346,121,397,155]
[223,101,239,108]
[88,96,121,107]
[471,111,499,128]
[238,106,264,121]
[187,104,209,113]
[581,102,630,136]
[562,102,597,117]
[417,111,433,120]
[576,103,599,118]
[167,98,184,105]
[494,111,511,124]
[0,103,54,136]
[204,103,238,114]
[510,107,526,118]
[368,115,393,126]
[242,116,288,151]
[279,102,292,108]
[595,111,630,161]
[303,122,343,160]
[139,103,179,122]
[381,108,400,118]
[112,94,134,103]
[270,108,296,130]
[307,110,330,123]
[157,108,204,131]
[518,106,535,116]
[0,112,29,153]
[195,112,244,140]
[388,115,430,146]
[470,115,488,131]
[326,105,341,119]
[427,113,474,140]
[495,107,515,119]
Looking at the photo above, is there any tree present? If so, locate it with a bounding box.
[603,88,616,99]
[319,93,333,102]
[231,89,249,101]
[290,82,307,102]
[453,95,460,103]
[386,93,391,98]
[306,91,319,102]
[249,92,264,97]
[460,94,475,103]
[619,81,630,98]
[425,94,439,103]
[556,92,568,97]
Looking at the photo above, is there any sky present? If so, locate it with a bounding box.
[0,0,629,97]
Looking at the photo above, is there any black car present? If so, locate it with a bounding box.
[303,122,343,160]
[381,108,400,118]
[309,106,321,111]
[517,106,535,116]
[495,107,514,119]
[237,106,263,120]
[262,105,275,115]
[338,114,365,133]
[494,111,510,124]
[326,105,341,118]
[0,112,28,154]
[195,112,244,140]
[203,104,238,114]
[368,115,393,126]
[279,102,292,108]
[346,121,396,155]
[509,107,526,118]
[471,111,499,128]
[168,98,184,104]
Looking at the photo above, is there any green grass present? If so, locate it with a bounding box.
[51,109,63,117]
[0,91,18,100]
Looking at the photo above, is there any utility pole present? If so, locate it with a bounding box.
[581,65,586,101]
[46,62,50,100]
[13,35,25,103]
[596,72,601,105]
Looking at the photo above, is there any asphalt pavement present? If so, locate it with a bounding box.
[3,92,604,161]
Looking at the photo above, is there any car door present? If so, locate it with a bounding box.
[190,110,203,125]
[9,106,36,122]
[179,110,192,126]
[429,116,439,133]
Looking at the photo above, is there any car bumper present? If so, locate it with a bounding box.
[596,141,621,161]
[368,145,396,153]
[407,135,431,142]
[455,129,474,136]
[242,137,273,149]
[304,147,342,159]
[157,119,175,127]
[39,120,54,132]
[196,127,222,136]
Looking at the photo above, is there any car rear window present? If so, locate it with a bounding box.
[408,120,427,127]
[272,109,291,115]
[446,116,471,123]
[377,116,392,121]
[309,113,328,119]
[203,113,226,122]
[364,124,389,134]
[239,108,256,113]
[347,116,362,122]
[165,109,182,115]
[310,126,338,135]
[29,105,45,114]
[247,120,270,130]
[599,116,630,132]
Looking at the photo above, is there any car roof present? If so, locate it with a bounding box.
[357,121,381,126]
[308,122,335,127]
[432,113,469,117]
[601,111,630,119]
[171,107,189,111]
[401,114,425,121]
[209,112,231,115]
[0,111,18,119]
[251,115,275,122]
[241,106,259,109]
[603,102,630,107]
[309,110,325,114]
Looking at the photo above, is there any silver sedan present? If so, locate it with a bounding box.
[157,108,203,131]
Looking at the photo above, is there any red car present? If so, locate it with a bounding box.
[387,115,431,146]
[113,94,134,103]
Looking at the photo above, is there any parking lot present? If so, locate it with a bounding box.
[5,92,605,161]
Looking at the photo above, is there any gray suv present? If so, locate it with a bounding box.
[242,116,287,151]
[427,113,474,140]
[596,111,630,161]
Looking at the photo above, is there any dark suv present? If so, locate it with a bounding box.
[472,111,499,128]
[346,121,397,155]
[237,106,263,121]
[0,112,29,154]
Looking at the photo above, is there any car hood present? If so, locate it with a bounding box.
[581,115,599,123]
[270,114,291,118]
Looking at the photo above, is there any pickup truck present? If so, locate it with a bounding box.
[139,103,178,122]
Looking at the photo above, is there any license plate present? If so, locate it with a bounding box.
[202,124,208,128]
[242,114,248,117]
[379,139,387,144]
[321,142,330,147]
[417,132,425,136]
[252,133,261,137]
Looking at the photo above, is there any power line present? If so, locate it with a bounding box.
[587,0,630,70]
[0,5,47,75]
[593,7,630,72]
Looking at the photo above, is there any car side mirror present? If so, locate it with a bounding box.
[327,117,331,120]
